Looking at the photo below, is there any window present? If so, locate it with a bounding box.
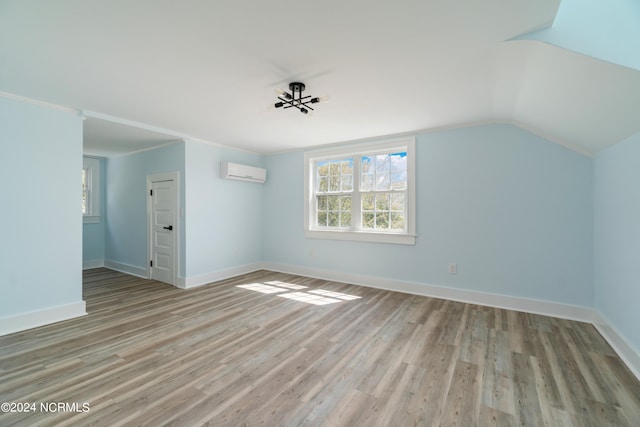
[83,157,101,223]
[304,137,415,245]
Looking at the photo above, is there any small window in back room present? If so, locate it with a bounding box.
[83,157,101,223]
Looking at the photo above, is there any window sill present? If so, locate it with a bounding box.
[305,229,416,245]
[83,216,101,224]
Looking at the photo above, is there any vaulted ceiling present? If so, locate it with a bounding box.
[1,0,639,156]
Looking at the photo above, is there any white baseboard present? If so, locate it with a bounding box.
[0,301,87,337]
[83,259,104,270]
[104,260,149,279]
[178,262,265,289]
[593,312,640,380]
[264,262,595,323]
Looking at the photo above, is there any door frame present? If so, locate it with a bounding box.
[147,171,180,287]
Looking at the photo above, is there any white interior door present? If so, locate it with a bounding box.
[150,179,176,285]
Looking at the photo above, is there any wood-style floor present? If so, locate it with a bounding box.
[1,269,639,426]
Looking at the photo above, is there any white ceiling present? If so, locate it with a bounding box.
[1,0,639,156]
[82,116,180,158]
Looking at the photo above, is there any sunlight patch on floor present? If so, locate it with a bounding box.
[236,281,362,305]
[309,289,362,301]
[277,292,341,305]
[236,283,287,294]
[264,281,307,290]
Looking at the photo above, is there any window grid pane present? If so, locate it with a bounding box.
[361,190,406,231]
[316,195,352,228]
[317,159,353,194]
[361,152,406,191]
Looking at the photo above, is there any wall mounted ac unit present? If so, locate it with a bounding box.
[220,161,267,183]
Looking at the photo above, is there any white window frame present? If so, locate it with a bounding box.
[304,137,416,245]
[83,157,101,223]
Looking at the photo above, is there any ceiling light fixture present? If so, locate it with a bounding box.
[274,82,328,115]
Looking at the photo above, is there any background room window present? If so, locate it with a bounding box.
[83,157,101,223]
[81,168,91,215]
[304,137,416,245]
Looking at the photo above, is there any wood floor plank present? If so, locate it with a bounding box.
[440,360,482,426]
[512,353,545,426]
[1,268,639,426]
[477,404,517,427]
[482,329,515,416]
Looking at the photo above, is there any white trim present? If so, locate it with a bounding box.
[109,140,182,159]
[304,230,416,245]
[108,138,260,158]
[0,94,596,158]
[0,301,87,337]
[178,263,265,289]
[81,111,260,156]
[187,138,261,156]
[147,172,181,286]
[593,312,640,380]
[263,262,595,322]
[0,90,79,115]
[83,259,105,270]
[104,260,149,279]
[304,136,415,159]
[267,122,493,155]
[265,119,594,158]
[82,110,193,140]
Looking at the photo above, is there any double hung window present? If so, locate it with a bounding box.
[304,137,415,245]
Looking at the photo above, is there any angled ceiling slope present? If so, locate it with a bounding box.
[515,0,640,72]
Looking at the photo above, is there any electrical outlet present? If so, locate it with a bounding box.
[448,263,457,275]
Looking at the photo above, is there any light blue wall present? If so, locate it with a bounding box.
[102,140,263,282]
[105,142,185,274]
[0,97,83,317]
[263,124,594,306]
[184,141,263,277]
[82,157,106,267]
[594,131,640,353]
[516,0,640,71]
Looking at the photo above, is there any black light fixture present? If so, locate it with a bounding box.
[274,82,328,114]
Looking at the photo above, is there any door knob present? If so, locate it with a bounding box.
[163,225,173,230]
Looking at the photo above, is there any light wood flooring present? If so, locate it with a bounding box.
[1,268,639,426]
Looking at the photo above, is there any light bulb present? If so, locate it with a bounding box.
[276,88,292,100]
[310,95,330,104]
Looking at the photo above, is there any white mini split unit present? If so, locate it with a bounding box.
[220,161,267,184]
